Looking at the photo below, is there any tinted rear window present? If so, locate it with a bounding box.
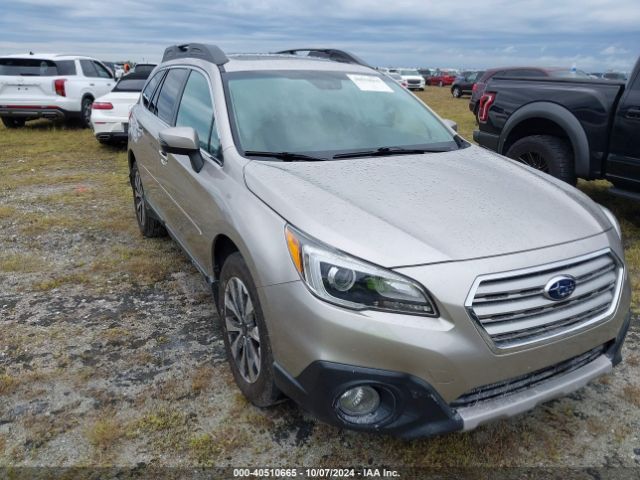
[113,78,146,92]
[0,58,76,76]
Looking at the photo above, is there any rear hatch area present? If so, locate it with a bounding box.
[0,58,74,105]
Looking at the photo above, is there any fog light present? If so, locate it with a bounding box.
[337,386,380,416]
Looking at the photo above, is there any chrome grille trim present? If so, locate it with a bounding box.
[465,248,623,350]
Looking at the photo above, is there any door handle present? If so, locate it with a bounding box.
[158,149,168,166]
[89,83,95,86]
[625,108,640,119]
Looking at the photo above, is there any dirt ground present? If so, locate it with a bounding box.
[1,89,639,472]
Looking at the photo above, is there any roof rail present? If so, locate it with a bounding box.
[275,49,370,68]
[162,43,229,66]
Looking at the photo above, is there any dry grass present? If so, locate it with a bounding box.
[86,417,124,451]
[621,384,640,407]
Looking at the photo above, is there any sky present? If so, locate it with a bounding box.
[1,0,638,72]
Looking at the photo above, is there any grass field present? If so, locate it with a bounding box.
[0,86,639,469]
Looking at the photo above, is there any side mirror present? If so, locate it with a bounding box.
[159,127,204,172]
[443,119,458,132]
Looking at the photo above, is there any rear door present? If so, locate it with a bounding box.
[131,68,168,212]
[607,64,640,189]
[0,58,76,104]
[79,60,114,98]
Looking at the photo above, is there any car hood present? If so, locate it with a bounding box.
[244,145,611,267]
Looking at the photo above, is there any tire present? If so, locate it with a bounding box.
[130,162,167,237]
[218,252,281,407]
[452,87,462,98]
[439,80,444,87]
[2,117,26,128]
[505,135,576,185]
[80,97,93,128]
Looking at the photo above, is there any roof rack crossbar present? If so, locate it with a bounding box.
[162,43,229,66]
[275,49,370,68]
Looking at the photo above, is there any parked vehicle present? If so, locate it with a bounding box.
[418,68,435,84]
[469,67,591,114]
[132,63,157,75]
[128,43,630,438]
[603,72,628,82]
[91,69,152,144]
[385,71,408,88]
[474,58,640,199]
[0,53,115,128]
[428,69,458,87]
[391,68,425,90]
[451,71,483,98]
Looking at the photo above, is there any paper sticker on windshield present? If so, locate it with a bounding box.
[347,74,394,93]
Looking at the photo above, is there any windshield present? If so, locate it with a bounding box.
[225,70,457,156]
[399,69,419,76]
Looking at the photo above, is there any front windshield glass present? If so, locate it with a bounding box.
[399,69,419,76]
[225,70,457,156]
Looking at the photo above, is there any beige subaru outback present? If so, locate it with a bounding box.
[127,44,632,438]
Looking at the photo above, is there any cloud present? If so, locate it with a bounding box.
[0,0,638,70]
[600,45,629,56]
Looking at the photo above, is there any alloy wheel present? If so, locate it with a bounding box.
[224,277,261,383]
[133,169,146,226]
[518,152,550,172]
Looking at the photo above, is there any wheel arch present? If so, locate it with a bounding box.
[499,102,590,178]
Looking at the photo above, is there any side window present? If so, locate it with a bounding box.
[155,68,189,124]
[176,71,219,154]
[93,62,112,79]
[80,60,98,77]
[142,71,164,112]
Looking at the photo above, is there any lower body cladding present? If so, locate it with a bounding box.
[260,232,631,438]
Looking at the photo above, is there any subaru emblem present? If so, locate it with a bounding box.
[544,275,576,301]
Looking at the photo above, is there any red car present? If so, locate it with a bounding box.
[428,69,458,86]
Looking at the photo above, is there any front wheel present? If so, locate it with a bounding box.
[218,253,281,407]
[505,135,576,185]
[2,117,26,128]
[452,87,462,98]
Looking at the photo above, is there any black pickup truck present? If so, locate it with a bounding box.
[474,58,640,199]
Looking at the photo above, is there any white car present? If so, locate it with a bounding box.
[91,70,151,144]
[0,53,115,128]
[390,68,425,91]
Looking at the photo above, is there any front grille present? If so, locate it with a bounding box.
[451,343,608,408]
[407,79,420,84]
[467,250,621,349]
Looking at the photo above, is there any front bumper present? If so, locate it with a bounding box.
[273,315,630,438]
[260,232,631,436]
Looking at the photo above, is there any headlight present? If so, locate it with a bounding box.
[285,225,438,316]
[599,205,622,238]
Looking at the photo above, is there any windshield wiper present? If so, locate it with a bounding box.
[333,146,452,159]
[244,150,326,162]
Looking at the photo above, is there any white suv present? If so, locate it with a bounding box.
[0,54,115,128]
